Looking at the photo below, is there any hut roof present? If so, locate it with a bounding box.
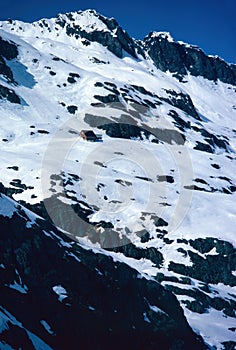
[81,130,97,137]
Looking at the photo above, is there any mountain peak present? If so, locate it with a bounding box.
[53,9,137,58]
[143,30,236,84]
[147,31,174,42]
[55,9,109,33]
[0,9,137,59]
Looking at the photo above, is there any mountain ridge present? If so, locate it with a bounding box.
[1,10,235,85]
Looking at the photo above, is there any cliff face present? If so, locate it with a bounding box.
[0,194,207,350]
[143,32,236,84]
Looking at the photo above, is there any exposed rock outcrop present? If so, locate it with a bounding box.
[143,32,236,84]
[0,194,207,350]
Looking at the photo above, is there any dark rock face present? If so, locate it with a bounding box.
[168,110,191,132]
[168,238,236,286]
[1,319,36,350]
[143,32,236,85]
[94,93,120,104]
[193,126,229,151]
[56,11,137,59]
[67,105,78,114]
[161,90,200,120]
[0,36,18,84]
[0,37,21,102]
[0,56,15,83]
[109,244,164,268]
[165,284,236,318]
[0,36,18,60]
[153,237,236,326]
[98,122,158,141]
[0,84,21,104]
[0,194,208,350]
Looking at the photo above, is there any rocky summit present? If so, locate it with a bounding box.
[0,9,235,350]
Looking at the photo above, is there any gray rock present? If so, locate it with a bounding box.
[143,32,236,85]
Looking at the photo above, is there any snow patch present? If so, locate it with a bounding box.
[0,195,16,218]
[8,281,28,294]
[52,285,68,302]
[40,320,54,335]
[149,31,174,42]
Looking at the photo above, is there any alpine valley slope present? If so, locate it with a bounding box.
[0,9,236,350]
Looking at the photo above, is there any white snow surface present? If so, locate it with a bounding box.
[0,194,17,218]
[184,307,236,349]
[52,285,68,302]
[40,320,54,335]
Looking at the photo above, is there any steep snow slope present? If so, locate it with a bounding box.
[0,193,207,350]
[0,10,235,350]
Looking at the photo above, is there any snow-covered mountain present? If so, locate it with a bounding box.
[0,9,235,350]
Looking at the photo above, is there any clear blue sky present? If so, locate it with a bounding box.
[0,0,235,63]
